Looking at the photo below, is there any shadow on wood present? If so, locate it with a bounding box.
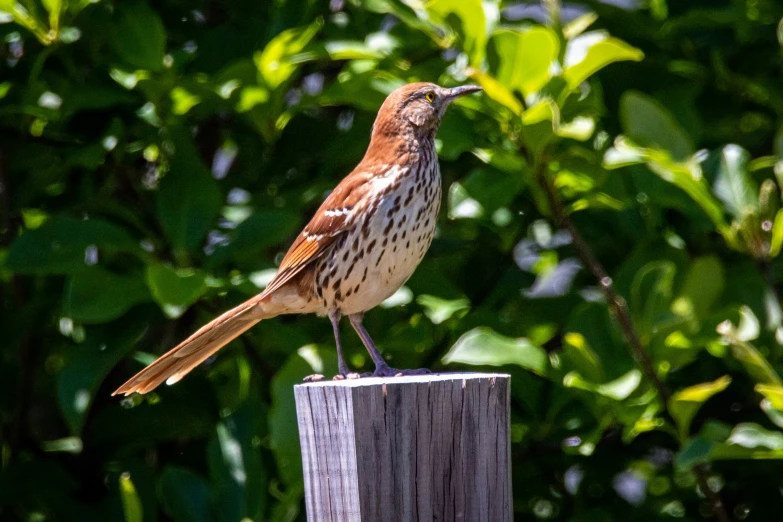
[295,373,512,521]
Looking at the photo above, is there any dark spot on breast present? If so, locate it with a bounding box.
[362,267,368,282]
[406,240,410,249]
[323,274,331,287]
[367,239,377,253]
[346,288,353,297]
[384,219,394,235]
[345,265,354,278]
[394,195,401,206]
[342,250,349,262]
[354,284,360,293]
[392,233,398,242]
[402,230,407,239]
[332,278,341,291]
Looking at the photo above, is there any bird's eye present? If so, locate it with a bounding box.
[425,92,436,103]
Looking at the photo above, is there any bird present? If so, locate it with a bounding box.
[112,82,482,396]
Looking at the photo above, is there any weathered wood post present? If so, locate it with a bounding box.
[294,373,512,521]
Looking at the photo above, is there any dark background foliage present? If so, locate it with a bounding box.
[2,0,783,520]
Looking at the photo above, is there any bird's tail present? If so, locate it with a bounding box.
[112,295,273,396]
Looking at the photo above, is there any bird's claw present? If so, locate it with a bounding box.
[303,374,325,382]
[333,372,361,381]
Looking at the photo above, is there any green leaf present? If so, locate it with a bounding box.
[159,467,213,522]
[563,32,643,89]
[442,327,548,376]
[57,321,145,434]
[676,256,725,320]
[269,346,337,486]
[120,473,144,522]
[675,437,714,468]
[470,70,523,116]
[756,383,783,410]
[207,402,268,522]
[727,423,783,450]
[156,127,222,256]
[769,209,783,257]
[146,263,208,318]
[255,21,321,89]
[64,267,150,323]
[669,375,731,440]
[208,210,300,269]
[630,261,677,339]
[712,144,758,218]
[620,91,694,162]
[491,27,559,96]
[109,1,166,71]
[426,0,487,66]
[6,217,140,274]
[563,369,642,400]
[603,138,731,238]
[40,0,62,36]
[416,295,470,324]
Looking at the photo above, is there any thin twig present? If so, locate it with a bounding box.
[536,168,669,403]
[535,167,731,522]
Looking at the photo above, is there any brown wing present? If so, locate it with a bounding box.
[260,169,376,296]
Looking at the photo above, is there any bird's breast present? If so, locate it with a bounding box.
[314,157,441,315]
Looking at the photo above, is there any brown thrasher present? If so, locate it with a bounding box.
[113,82,481,396]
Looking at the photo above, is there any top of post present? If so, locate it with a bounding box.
[294,372,510,389]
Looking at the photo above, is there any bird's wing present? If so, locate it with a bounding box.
[260,170,376,296]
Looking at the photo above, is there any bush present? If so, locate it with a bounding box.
[1,0,783,520]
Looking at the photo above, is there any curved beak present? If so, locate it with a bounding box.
[444,85,482,102]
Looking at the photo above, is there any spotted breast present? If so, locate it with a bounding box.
[313,137,440,316]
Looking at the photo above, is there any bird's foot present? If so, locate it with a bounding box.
[303,374,325,382]
[333,372,361,381]
[372,365,432,378]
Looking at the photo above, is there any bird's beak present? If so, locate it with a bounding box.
[444,85,482,102]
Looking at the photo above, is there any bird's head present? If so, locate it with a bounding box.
[372,82,482,138]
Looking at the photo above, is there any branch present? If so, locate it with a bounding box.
[535,167,730,522]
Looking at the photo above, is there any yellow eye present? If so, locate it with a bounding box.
[425,91,436,103]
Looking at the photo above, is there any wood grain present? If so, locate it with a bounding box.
[294,373,512,521]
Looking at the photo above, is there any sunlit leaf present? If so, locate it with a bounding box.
[443,327,548,376]
[728,423,783,450]
[669,375,731,439]
[490,27,559,96]
[563,32,643,89]
[416,295,470,324]
[119,473,144,522]
[255,21,321,89]
[769,209,783,258]
[712,144,758,218]
[756,383,783,410]
[564,369,642,400]
[426,0,486,66]
[470,70,522,116]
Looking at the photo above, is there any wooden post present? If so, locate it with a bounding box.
[294,373,512,521]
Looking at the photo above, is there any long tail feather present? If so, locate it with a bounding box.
[112,296,271,396]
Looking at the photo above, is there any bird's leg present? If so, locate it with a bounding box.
[348,313,432,377]
[330,310,359,380]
